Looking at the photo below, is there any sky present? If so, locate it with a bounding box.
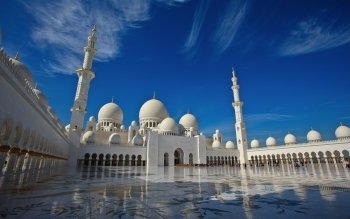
[1,0,350,145]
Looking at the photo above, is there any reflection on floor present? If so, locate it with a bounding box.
[0,163,349,218]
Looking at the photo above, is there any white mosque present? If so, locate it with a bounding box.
[0,26,349,174]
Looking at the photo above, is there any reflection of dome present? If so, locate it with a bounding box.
[139,98,168,123]
[284,133,297,145]
[225,141,234,149]
[109,133,120,145]
[159,117,177,135]
[179,113,198,130]
[82,131,95,144]
[132,134,143,146]
[98,102,123,125]
[335,124,350,139]
[9,57,34,84]
[307,129,322,142]
[266,136,277,147]
[212,140,221,148]
[251,139,260,148]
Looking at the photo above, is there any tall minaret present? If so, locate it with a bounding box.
[231,67,248,164]
[69,26,97,133]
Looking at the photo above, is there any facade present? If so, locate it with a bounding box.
[0,27,349,174]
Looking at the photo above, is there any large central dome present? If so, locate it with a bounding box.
[139,98,168,123]
[98,102,123,124]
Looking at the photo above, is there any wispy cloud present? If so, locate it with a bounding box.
[182,0,210,57]
[280,18,350,56]
[245,113,294,123]
[23,0,189,75]
[212,0,248,54]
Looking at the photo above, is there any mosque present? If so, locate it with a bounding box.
[0,27,349,174]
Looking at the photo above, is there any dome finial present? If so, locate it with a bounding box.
[340,122,343,126]
[35,83,38,89]
[92,24,96,32]
[187,108,190,114]
[14,51,20,60]
[111,96,114,103]
[153,91,156,99]
[232,67,235,76]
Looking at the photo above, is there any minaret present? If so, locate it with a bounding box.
[69,26,97,133]
[231,67,248,165]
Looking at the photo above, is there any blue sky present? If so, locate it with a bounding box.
[1,0,350,145]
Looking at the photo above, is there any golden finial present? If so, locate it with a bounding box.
[153,91,156,99]
[187,108,190,114]
[14,51,20,60]
[111,96,114,103]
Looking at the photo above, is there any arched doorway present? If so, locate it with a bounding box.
[164,153,169,166]
[189,153,193,165]
[174,148,184,165]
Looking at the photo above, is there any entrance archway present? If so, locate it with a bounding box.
[164,153,169,166]
[174,148,184,165]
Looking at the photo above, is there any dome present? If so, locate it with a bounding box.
[159,117,177,134]
[33,88,48,107]
[307,129,322,142]
[139,98,168,122]
[266,136,277,147]
[98,102,123,124]
[132,133,143,146]
[131,121,137,126]
[120,125,125,130]
[89,116,95,122]
[82,131,95,144]
[225,141,235,149]
[109,133,120,145]
[335,124,350,139]
[212,140,221,148]
[284,133,297,145]
[9,57,34,84]
[179,113,198,130]
[251,139,260,148]
[215,129,220,134]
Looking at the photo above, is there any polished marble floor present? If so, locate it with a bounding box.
[0,163,350,218]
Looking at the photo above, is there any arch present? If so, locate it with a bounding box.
[112,154,117,166]
[91,153,97,166]
[318,151,325,163]
[304,152,310,164]
[21,128,30,148]
[125,154,130,166]
[174,148,184,165]
[12,123,23,146]
[137,155,142,166]
[325,151,333,163]
[210,156,213,165]
[131,154,136,166]
[217,156,221,165]
[164,153,169,166]
[98,153,104,166]
[118,154,124,166]
[0,118,13,142]
[311,152,318,163]
[105,154,111,166]
[189,153,193,165]
[83,153,90,166]
[334,150,341,163]
[342,150,349,160]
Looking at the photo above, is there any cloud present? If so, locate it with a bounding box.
[23,0,189,75]
[212,0,248,54]
[182,0,210,56]
[245,113,294,124]
[280,18,350,56]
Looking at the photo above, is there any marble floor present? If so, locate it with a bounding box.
[0,163,350,218]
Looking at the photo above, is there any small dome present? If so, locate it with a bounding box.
[212,140,221,148]
[215,129,220,134]
[139,98,168,123]
[307,129,322,142]
[33,88,48,107]
[266,136,277,147]
[82,131,95,144]
[98,102,123,124]
[120,125,125,130]
[109,133,120,145]
[132,133,143,146]
[179,113,198,130]
[89,116,95,122]
[251,139,260,148]
[131,121,137,126]
[335,124,350,139]
[159,117,177,134]
[284,133,297,145]
[9,57,34,84]
[65,124,70,132]
[225,141,235,149]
